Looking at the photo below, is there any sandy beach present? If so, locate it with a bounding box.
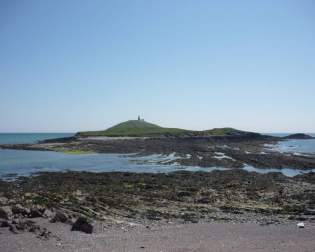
[1,220,315,252]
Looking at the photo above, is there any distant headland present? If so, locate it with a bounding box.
[76,117,262,138]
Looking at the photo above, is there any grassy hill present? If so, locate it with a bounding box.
[77,120,187,137]
[77,120,257,138]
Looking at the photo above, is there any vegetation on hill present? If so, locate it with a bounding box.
[77,119,259,138]
[77,120,187,137]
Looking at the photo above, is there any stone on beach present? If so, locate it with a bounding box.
[71,217,93,234]
[50,210,69,223]
[0,206,12,220]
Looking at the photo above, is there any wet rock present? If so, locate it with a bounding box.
[9,224,19,234]
[0,197,8,205]
[196,197,211,204]
[295,216,307,221]
[304,208,315,215]
[50,211,68,223]
[0,206,12,220]
[0,219,10,227]
[144,210,162,221]
[15,219,37,231]
[12,204,30,216]
[177,191,192,197]
[29,206,44,218]
[181,213,199,223]
[71,217,93,234]
[43,209,54,218]
[37,228,52,240]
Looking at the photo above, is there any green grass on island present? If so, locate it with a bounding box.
[53,148,93,155]
[77,119,255,138]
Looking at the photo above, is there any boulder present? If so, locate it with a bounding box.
[8,224,19,234]
[0,219,10,227]
[0,197,8,205]
[12,204,30,216]
[29,206,44,218]
[0,206,12,220]
[50,211,68,223]
[43,209,54,218]
[71,217,93,234]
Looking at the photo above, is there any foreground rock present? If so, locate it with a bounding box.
[50,210,69,224]
[71,217,93,234]
[0,206,12,220]
[0,218,52,239]
[1,170,314,228]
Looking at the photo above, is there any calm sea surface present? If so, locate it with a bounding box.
[266,133,315,154]
[0,133,314,179]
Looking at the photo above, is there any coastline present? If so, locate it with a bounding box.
[1,134,315,251]
[1,169,315,251]
[1,135,315,170]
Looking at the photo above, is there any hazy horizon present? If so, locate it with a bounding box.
[1,1,314,133]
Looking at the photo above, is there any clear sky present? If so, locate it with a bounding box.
[0,0,314,133]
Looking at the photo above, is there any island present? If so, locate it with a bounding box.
[1,118,314,169]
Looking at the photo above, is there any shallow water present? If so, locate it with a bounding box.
[0,133,314,179]
[0,149,313,179]
[242,165,315,177]
[266,138,315,154]
[0,149,221,178]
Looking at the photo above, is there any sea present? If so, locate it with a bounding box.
[0,133,314,179]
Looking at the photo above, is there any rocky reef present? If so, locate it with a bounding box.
[2,135,315,169]
[0,170,314,238]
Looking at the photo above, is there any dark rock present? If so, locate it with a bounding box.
[8,224,19,234]
[304,208,315,215]
[181,213,199,223]
[29,207,43,218]
[0,197,8,205]
[177,191,192,197]
[12,204,30,216]
[50,211,68,223]
[15,219,37,231]
[36,228,52,240]
[0,219,9,227]
[144,210,162,221]
[295,216,307,221]
[71,217,93,234]
[196,197,211,204]
[0,206,12,220]
[43,209,54,218]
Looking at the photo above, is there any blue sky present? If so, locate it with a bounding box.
[0,0,314,133]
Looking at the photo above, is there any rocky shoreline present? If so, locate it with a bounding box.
[1,134,314,250]
[1,170,315,239]
[1,135,315,169]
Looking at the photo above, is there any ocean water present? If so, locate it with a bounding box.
[0,133,314,179]
[0,149,223,179]
[0,133,74,144]
[268,139,315,154]
[264,133,315,154]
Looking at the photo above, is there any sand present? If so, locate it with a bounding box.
[1,220,314,252]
